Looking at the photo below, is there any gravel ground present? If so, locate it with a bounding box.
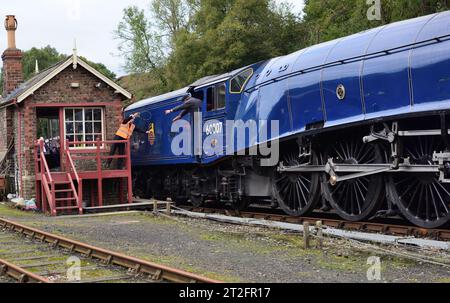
[0,203,450,283]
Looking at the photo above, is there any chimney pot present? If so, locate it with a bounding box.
[2,15,23,97]
[5,15,17,31]
[5,15,17,49]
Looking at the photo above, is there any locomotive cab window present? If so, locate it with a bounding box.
[206,83,226,112]
[230,68,253,94]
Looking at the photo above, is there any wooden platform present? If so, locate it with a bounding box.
[83,199,171,214]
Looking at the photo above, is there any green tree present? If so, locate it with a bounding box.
[79,57,117,80]
[302,0,450,44]
[22,46,116,81]
[151,0,190,41]
[167,0,305,88]
[114,6,167,87]
[22,46,66,80]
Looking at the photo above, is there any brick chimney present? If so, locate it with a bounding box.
[2,15,23,97]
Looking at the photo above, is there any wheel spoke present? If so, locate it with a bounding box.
[406,181,420,210]
[428,184,440,220]
[356,178,368,192]
[431,182,449,213]
[296,180,307,207]
[352,183,362,214]
[334,146,346,161]
[416,185,424,218]
[399,179,419,199]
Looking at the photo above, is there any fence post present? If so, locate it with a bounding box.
[303,222,310,249]
[166,202,172,216]
[153,200,158,214]
[316,221,323,249]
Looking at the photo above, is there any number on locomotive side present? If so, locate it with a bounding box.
[205,122,223,136]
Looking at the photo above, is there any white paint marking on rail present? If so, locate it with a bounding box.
[171,209,450,251]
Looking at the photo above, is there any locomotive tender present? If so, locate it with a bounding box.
[126,11,450,228]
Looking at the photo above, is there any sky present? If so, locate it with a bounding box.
[0,0,305,77]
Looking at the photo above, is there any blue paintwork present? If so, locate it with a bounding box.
[126,11,450,167]
[127,90,199,166]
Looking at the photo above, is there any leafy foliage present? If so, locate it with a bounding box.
[303,0,450,44]
[22,46,66,80]
[116,0,450,102]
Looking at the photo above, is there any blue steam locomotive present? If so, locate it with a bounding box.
[126,11,450,228]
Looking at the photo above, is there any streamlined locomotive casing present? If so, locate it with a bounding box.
[234,11,450,148]
[125,12,450,228]
[127,11,450,165]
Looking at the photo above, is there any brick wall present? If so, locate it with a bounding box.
[16,64,127,200]
[2,49,23,96]
[0,108,7,152]
[0,107,14,152]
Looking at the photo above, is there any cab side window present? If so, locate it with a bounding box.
[206,83,227,112]
[216,84,226,110]
[230,68,253,94]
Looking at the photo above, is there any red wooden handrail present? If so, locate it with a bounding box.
[37,138,56,215]
[66,139,129,166]
[34,137,133,214]
[66,140,128,145]
[65,140,80,184]
[38,139,54,185]
[64,140,82,214]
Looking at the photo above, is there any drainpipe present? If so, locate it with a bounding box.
[13,100,23,197]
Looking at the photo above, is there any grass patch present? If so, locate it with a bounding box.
[0,203,40,218]
[316,254,366,272]
[130,251,240,282]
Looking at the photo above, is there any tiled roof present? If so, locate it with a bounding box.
[0,56,69,105]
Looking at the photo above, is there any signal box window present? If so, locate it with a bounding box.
[206,83,227,112]
[64,107,104,149]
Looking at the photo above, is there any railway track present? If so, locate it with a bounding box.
[178,206,450,242]
[0,218,220,283]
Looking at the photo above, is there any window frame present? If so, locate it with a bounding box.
[229,68,254,94]
[63,107,105,150]
[206,83,227,112]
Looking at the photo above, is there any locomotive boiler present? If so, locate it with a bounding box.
[126,11,450,228]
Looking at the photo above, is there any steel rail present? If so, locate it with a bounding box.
[0,257,51,283]
[0,218,221,283]
[180,206,450,241]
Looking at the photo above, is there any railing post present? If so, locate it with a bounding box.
[96,138,103,207]
[78,179,83,215]
[51,179,56,216]
[38,139,46,213]
[34,141,41,210]
[65,139,69,173]
[126,138,133,204]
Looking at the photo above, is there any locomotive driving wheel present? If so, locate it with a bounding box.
[322,136,384,221]
[387,136,450,228]
[273,149,320,216]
